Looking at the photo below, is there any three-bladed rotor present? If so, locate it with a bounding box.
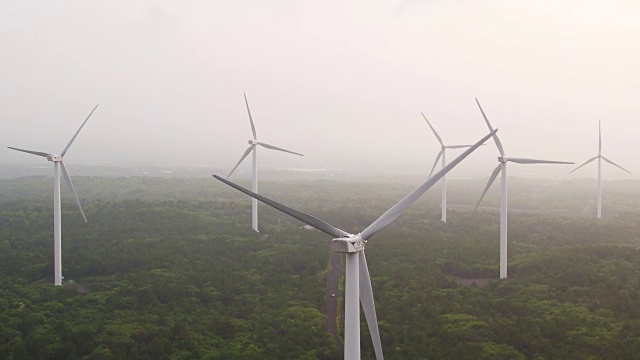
[421,112,477,178]
[473,99,573,210]
[215,128,497,360]
[569,120,630,219]
[227,94,303,178]
[569,120,631,175]
[7,104,99,222]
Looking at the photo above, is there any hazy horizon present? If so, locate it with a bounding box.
[2,1,638,180]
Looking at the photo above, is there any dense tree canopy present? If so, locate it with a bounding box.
[1,176,640,359]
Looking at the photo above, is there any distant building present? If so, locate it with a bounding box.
[73,284,89,295]
[66,281,89,294]
[300,224,316,231]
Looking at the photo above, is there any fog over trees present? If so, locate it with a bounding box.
[1,177,640,358]
[2,1,639,179]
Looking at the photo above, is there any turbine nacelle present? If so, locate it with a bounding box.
[47,154,62,162]
[498,156,508,163]
[248,140,258,145]
[332,235,364,253]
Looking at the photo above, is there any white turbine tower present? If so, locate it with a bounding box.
[569,120,631,218]
[215,129,496,360]
[8,105,98,286]
[228,93,304,233]
[422,112,477,223]
[474,99,573,279]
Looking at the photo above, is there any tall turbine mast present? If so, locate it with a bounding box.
[569,120,631,218]
[474,99,573,279]
[227,93,303,232]
[215,129,497,360]
[8,105,98,286]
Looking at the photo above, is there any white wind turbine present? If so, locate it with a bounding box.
[422,112,478,223]
[569,120,631,218]
[474,99,573,279]
[228,93,304,232]
[8,105,99,286]
[215,129,496,360]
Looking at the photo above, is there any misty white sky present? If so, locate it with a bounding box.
[2,0,639,179]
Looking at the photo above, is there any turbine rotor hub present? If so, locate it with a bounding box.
[332,235,365,253]
[47,155,62,162]
[498,156,508,163]
[248,140,258,145]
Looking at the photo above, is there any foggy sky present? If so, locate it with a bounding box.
[2,0,639,180]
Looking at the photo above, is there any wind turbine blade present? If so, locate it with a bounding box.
[427,150,443,178]
[257,142,304,156]
[421,112,444,146]
[599,120,602,154]
[213,175,349,238]
[360,129,497,240]
[227,146,254,178]
[359,251,384,360]
[508,158,574,165]
[602,156,632,174]
[244,93,258,140]
[7,147,50,158]
[60,161,87,223]
[475,98,505,156]
[568,156,597,174]
[445,144,475,149]
[474,164,501,211]
[61,104,99,157]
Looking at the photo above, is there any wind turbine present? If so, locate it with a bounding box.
[227,93,304,232]
[474,99,573,279]
[215,129,496,360]
[8,105,98,286]
[422,112,477,223]
[569,120,631,218]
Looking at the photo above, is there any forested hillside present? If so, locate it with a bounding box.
[1,176,640,359]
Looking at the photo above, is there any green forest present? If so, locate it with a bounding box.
[1,176,640,359]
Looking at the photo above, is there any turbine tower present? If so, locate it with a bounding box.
[422,112,477,223]
[8,105,98,286]
[474,99,573,279]
[215,129,496,360]
[569,120,631,218]
[228,93,303,233]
